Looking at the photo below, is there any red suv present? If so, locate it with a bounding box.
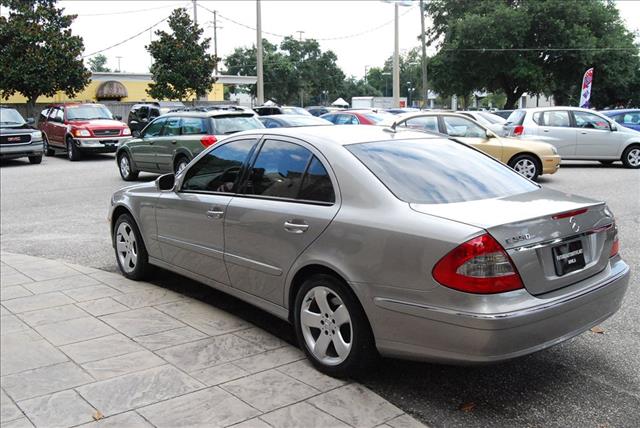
[39,103,132,161]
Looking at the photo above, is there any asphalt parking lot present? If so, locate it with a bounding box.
[1,153,639,427]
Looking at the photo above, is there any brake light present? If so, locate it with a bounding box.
[610,237,619,258]
[513,125,524,136]
[552,208,588,220]
[200,135,217,147]
[432,233,524,294]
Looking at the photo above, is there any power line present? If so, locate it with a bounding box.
[82,15,171,58]
[74,3,180,17]
[198,3,417,41]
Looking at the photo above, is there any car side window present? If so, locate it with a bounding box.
[39,108,50,122]
[623,113,640,125]
[138,106,149,120]
[244,140,312,199]
[51,108,64,122]
[181,117,207,135]
[573,111,610,130]
[322,114,336,124]
[142,118,165,138]
[335,114,354,125]
[442,116,485,137]
[541,111,570,127]
[532,112,543,125]
[162,116,181,136]
[299,156,335,203]
[263,119,280,128]
[181,139,256,193]
[404,116,438,132]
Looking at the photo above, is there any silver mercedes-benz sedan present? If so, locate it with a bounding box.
[108,126,630,377]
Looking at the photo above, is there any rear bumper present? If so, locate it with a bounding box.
[0,141,44,159]
[541,154,561,175]
[366,257,630,364]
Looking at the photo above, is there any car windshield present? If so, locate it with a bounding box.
[280,116,332,127]
[211,115,264,134]
[66,105,113,120]
[282,107,312,116]
[347,139,538,204]
[0,108,26,125]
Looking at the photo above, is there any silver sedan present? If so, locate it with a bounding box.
[108,126,630,377]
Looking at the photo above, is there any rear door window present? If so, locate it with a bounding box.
[299,156,335,203]
[347,139,538,204]
[403,116,439,132]
[243,140,312,199]
[542,111,571,127]
[442,116,485,137]
[181,139,257,193]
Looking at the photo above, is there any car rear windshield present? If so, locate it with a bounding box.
[478,111,506,124]
[505,110,526,125]
[210,115,264,135]
[347,139,538,204]
[362,113,387,124]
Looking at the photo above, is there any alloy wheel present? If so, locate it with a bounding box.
[176,160,188,174]
[514,158,537,179]
[300,286,353,366]
[627,148,640,167]
[120,155,131,178]
[115,222,138,273]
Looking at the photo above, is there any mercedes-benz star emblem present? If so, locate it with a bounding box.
[569,216,581,232]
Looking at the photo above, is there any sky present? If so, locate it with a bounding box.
[21,0,640,78]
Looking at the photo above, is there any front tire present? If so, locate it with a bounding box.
[294,274,376,378]
[113,213,151,280]
[118,152,138,181]
[621,145,640,168]
[28,155,42,164]
[509,154,541,181]
[66,136,81,161]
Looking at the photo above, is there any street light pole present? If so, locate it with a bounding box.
[392,2,400,108]
[256,0,264,105]
[419,0,428,109]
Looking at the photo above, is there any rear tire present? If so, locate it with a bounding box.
[118,152,138,181]
[508,154,541,181]
[28,155,42,164]
[66,136,81,161]
[174,156,189,174]
[113,213,151,280]
[43,136,55,156]
[293,273,377,378]
[621,145,640,168]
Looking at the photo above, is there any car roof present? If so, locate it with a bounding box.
[162,110,256,118]
[227,124,440,147]
[515,106,604,113]
[600,109,639,115]
[46,103,105,108]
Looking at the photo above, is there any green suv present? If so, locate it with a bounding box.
[115,110,264,180]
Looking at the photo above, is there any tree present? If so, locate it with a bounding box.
[0,0,90,117]
[87,54,111,72]
[339,77,382,103]
[365,48,425,104]
[423,0,640,109]
[147,8,217,102]
[224,37,345,105]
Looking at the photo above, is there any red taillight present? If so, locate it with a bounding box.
[200,135,217,147]
[432,233,524,294]
[552,208,588,220]
[610,236,619,258]
[513,125,524,136]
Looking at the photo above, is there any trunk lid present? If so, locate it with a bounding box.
[411,188,616,295]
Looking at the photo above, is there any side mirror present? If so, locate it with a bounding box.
[26,117,35,125]
[486,129,497,138]
[156,173,175,191]
[610,122,618,132]
[114,115,122,121]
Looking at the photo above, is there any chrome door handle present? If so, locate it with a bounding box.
[580,132,588,134]
[206,209,224,219]
[543,129,550,132]
[171,140,177,144]
[284,221,309,234]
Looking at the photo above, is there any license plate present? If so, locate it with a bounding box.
[552,240,585,276]
[101,140,116,145]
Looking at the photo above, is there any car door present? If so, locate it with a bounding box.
[129,117,165,170]
[538,110,576,157]
[154,116,182,171]
[572,110,621,158]
[154,138,259,284]
[50,107,68,147]
[440,115,503,161]
[224,137,340,305]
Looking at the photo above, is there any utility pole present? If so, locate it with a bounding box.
[256,0,264,105]
[392,2,400,108]
[116,56,122,73]
[296,30,305,41]
[192,0,197,26]
[419,0,428,109]
[213,10,219,74]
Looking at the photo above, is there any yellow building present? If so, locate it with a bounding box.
[2,72,255,104]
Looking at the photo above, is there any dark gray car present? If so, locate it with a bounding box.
[0,107,43,164]
[108,126,630,377]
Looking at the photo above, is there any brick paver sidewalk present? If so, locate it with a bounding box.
[0,252,425,428]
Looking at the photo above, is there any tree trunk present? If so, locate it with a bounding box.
[26,97,37,120]
[504,89,524,110]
